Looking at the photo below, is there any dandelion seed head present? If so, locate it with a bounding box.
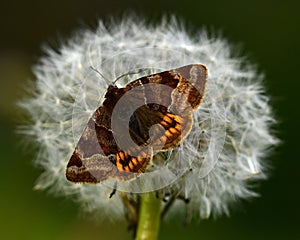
[19,16,278,219]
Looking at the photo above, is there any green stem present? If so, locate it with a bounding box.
[135,192,161,240]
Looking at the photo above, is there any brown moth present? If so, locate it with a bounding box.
[66,64,208,183]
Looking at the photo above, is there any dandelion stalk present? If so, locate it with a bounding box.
[135,193,161,240]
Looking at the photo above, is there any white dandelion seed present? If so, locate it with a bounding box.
[19,16,278,220]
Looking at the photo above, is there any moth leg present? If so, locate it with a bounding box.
[109,182,118,198]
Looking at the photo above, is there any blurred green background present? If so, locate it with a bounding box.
[0,0,299,239]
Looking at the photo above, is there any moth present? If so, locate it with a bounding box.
[66,64,208,183]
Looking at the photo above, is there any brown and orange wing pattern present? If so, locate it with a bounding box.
[66,64,207,183]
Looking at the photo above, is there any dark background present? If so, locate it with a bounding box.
[0,0,299,239]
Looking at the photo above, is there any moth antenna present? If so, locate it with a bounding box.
[112,68,155,85]
[90,66,112,86]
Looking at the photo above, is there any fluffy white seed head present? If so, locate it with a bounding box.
[19,16,278,219]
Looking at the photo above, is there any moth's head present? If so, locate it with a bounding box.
[104,85,126,104]
[107,85,117,92]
